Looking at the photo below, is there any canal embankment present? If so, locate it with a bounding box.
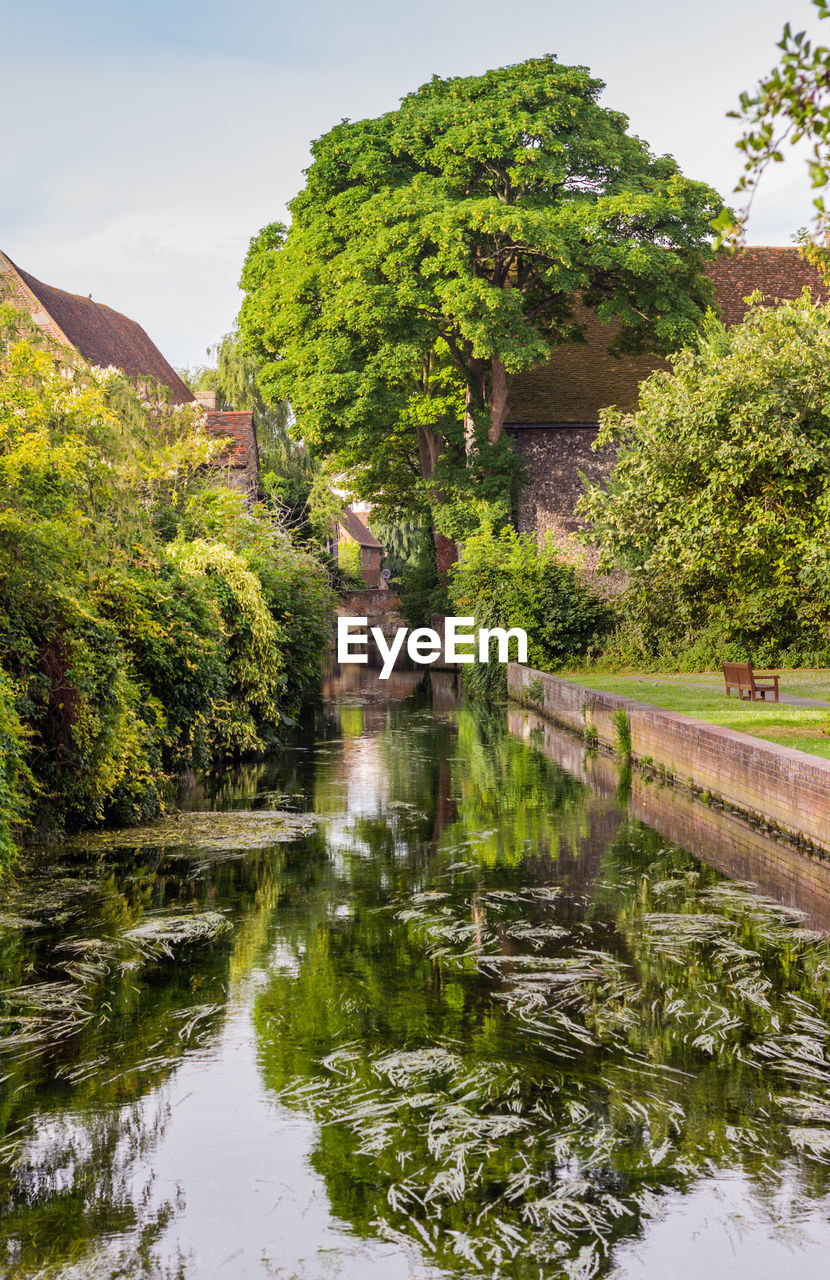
[508,663,830,856]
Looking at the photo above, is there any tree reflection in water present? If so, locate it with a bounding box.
[1,688,830,1278]
[256,702,830,1279]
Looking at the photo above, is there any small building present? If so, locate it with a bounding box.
[504,247,829,556]
[337,507,384,587]
[0,251,259,498]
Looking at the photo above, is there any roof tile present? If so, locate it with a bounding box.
[506,247,829,424]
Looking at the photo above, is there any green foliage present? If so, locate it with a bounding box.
[180,330,341,547]
[336,535,361,583]
[95,565,226,774]
[366,516,426,579]
[0,322,335,857]
[239,56,724,557]
[448,524,611,694]
[0,668,30,862]
[171,481,334,726]
[369,515,447,626]
[612,707,632,761]
[581,295,830,666]
[731,1,830,239]
[169,540,286,754]
[525,676,544,704]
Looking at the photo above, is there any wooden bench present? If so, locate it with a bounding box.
[721,662,779,703]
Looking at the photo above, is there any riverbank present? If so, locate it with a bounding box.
[560,669,830,758]
[508,663,830,856]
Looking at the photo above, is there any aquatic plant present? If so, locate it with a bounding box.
[258,831,830,1279]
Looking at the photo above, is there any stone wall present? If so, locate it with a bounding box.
[509,426,616,561]
[508,664,830,856]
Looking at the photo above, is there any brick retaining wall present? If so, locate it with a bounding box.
[509,707,830,929]
[508,664,830,855]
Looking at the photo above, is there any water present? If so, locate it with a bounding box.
[3,669,830,1278]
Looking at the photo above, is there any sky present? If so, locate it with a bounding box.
[1,0,827,368]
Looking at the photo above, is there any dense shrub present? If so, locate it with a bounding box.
[175,485,335,725]
[169,540,286,754]
[448,526,611,694]
[581,296,830,667]
[0,323,335,858]
[247,538,335,721]
[0,667,30,861]
[95,565,227,772]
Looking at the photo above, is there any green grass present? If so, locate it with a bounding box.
[559,668,830,760]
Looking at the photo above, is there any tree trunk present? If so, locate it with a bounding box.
[488,353,508,444]
[434,529,458,583]
[416,423,459,578]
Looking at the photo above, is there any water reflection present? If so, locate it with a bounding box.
[1,672,830,1277]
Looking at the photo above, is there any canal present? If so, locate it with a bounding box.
[2,667,830,1278]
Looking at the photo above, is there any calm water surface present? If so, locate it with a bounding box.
[3,670,830,1278]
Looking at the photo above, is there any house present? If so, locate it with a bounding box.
[504,247,828,558]
[0,251,260,498]
[337,507,384,587]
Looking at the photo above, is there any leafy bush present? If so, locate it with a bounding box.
[448,526,611,694]
[96,564,227,772]
[246,538,334,721]
[0,325,335,857]
[581,296,830,667]
[168,540,287,755]
[175,484,335,722]
[0,667,30,863]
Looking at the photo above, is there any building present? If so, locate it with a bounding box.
[0,251,259,498]
[337,507,384,587]
[504,247,828,556]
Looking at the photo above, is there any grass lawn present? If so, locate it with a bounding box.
[558,669,830,761]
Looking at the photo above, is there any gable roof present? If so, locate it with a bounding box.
[505,247,829,425]
[339,506,383,548]
[0,251,194,405]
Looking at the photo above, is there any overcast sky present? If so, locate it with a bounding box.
[1,0,826,367]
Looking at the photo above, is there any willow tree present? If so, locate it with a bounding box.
[240,55,724,573]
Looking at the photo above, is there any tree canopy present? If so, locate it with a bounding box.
[239,55,725,569]
[580,294,830,667]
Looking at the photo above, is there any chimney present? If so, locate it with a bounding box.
[194,390,218,410]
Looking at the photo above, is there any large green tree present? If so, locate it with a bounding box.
[240,55,724,571]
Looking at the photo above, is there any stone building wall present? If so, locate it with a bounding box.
[510,426,618,568]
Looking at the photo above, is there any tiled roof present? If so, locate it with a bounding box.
[339,506,383,548]
[204,410,256,469]
[2,253,194,405]
[506,247,829,424]
[707,245,828,325]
